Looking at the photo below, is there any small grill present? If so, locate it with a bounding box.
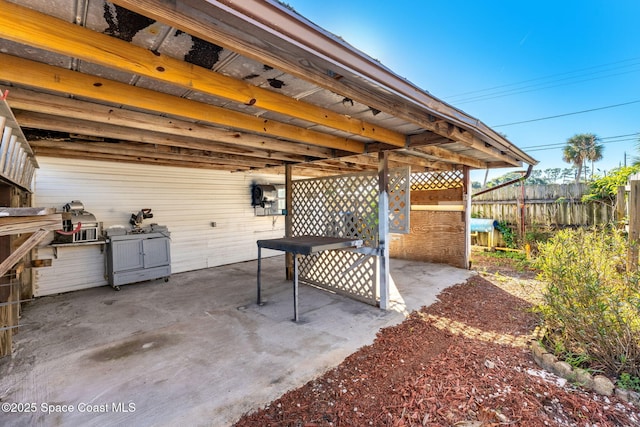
[55,200,101,243]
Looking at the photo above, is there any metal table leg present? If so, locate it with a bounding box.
[293,253,299,322]
[257,246,262,305]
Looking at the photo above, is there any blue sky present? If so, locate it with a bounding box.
[284,0,640,182]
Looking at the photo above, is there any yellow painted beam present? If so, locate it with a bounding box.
[0,54,363,153]
[0,0,405,147]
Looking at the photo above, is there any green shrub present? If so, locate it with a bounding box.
[496,221,516,248]
[617,372,640,392]
[581,165,640,205]
[534,227,640,377]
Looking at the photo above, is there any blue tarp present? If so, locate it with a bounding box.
[470,218,498,233]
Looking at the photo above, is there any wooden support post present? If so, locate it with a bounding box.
[285,163,293,280]
[463,166,472,268]
[627,177,640,272]
[616,185,626,229]
[378,151,390,310]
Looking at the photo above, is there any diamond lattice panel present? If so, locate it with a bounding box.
[411,170,464,191]
[292,172,379,247]
[298,250,378,305]
[389,166,410,234]
[292,172,379,306]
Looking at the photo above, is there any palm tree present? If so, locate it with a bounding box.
[562,133,604,183]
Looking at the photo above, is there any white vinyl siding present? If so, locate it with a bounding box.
[32,157,286,296]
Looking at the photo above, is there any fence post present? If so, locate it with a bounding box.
[616,185,626,229]
[627,176,640,272]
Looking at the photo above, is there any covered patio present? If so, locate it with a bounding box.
[0,256,473,426]
[0,0,537,360]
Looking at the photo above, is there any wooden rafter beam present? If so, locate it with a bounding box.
[28,140,280,169]
[332,154,379,168]
[250,160,368,176]
[15,111,309,165]
[409,130,520,167]
[7,88,334,160]
[245,165,331,178]
[0,54,364,153]
[316,153,410,170]
[307,160,371,173]
[410,146,487,169]
[289,162,366,174]
[407,133,451,146]
[33,148,247,171]
[256,150,451,177]
[388,152,455,172]
[0,0,404,148]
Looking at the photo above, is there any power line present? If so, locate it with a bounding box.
[444,56,640,103]
[525,136,637,151]
[451,68,640,105]
[521,133,639,150]
[445,56,640,98]
[600,133,640,140]
[523,136,638,153]
[492,99,640,127]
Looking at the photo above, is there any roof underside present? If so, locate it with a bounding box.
[0,0,537,177]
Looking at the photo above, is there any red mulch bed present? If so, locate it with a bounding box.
[234,263,640,426]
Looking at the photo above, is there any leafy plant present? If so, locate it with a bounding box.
[562,352,593,371]
[534,227,640,377]
[496,221,516,248]
[617,372,640,392]
[581,165,640,205]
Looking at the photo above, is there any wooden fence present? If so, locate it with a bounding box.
[471,183,616,229]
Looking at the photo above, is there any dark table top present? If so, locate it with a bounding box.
[257,235,363,255]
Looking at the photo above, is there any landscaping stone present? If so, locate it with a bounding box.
[615,388,640,406]
[571,368,594,389]
[592,375,615,396]
[529,342,637,408]
[616,388,630,402]
[540,352,557,372]
[530,340,545,362]
[552,361,573,378]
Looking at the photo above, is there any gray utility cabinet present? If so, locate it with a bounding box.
[106,231,171,289]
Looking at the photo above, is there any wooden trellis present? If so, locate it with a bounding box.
[291,167,410,306]
[411,170,463,191]
[292,172,379,305]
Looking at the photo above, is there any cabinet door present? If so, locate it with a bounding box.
[143,237,171,268]
[111,239,143,272]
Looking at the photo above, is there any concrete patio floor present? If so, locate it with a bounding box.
[0,256,473,426]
